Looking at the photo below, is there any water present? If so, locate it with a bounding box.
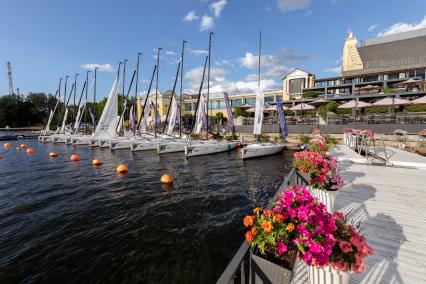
[0,141,293,283]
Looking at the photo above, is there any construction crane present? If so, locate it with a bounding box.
[7,62,14,96]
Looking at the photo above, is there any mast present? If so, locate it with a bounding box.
[154,48,162,138]
[63,75,69,120]
[116,69,136,133]
[206,32,214,139]
[137,64,157,132]
[179,40,186,139]
[190,56,208,134]
[84,71,90,131]
[56,78,62,129]
[257,30,262,142]
[162,60,181,134]
[121,59,128,134]
[73,73,79,122]
[134,52,142,134]
[74,80,87,133]
[93,67,98,129]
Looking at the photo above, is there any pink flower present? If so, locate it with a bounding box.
[309,241,322,254]
[302,251,313,264]
[332,211,345,221]
[332,261,349,272]
[352,261,366,274]
[339,241,353,253]
[276,240,288,255]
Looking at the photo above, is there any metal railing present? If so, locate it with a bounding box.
[216,168,310,284]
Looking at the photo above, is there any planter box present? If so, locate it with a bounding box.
[250,251,295,284]
[309,187,338,213]
[308,265,351,284]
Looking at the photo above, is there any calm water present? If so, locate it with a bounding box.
[0,140,293,283]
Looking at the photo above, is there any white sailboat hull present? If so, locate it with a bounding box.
[98,139,111,148]
[241,143,285,159]
[72,136,92,145]
[130,138,159,151]
[185,141,237,157]
[110,138,131,150]
[53,134,68,143]
[157,140,187,154]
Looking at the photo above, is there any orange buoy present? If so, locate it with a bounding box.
[92,159,102,166]
[0,154,2,159]
[49,152,58,157]
[4,143,11,149]
[116,164,128,173]
[20,144,28,149]
[26,148,35,154]
[160,174,174,184]
[70,154,80,161]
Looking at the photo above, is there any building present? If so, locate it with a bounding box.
[282,28,426,104]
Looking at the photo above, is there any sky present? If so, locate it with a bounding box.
[1,0,426,99]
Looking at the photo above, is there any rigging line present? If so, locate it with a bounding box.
[190,55,208,134]
[137,64,157,132]
[162,60,181,134]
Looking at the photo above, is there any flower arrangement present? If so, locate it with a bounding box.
[352,129,362,135]
[343,128,352,133]
[361,129,374,137]
[293,151,344,191]
[330,212,374,273]
[243,186,373,274]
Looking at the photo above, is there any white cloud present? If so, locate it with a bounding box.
[368,24,379,32]
[277,0,310,12]
[190,49,209,56]
[165,51,176,56]
[323,66,341,74]
[238,48,307,79]
[200,15,214,31]
[304,9,314,16]
[378,16,426,37]
[182,10,199,22]
[215,59,234,67]
[80,63,114,72]
[209,0,227,17]
[334,56,342,64]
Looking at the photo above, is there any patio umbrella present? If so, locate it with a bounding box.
[372,97,411,106]
[412,96,426,104]
[394,78,424,88]
[246,107,255,113]
[289,103,315,111]
[355,85,381,92]
[310,98,329,106]
[265,105,289,111]
[338,100,370,109]
[240,103,253,109]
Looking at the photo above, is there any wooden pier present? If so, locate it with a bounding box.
[292,145,426,283]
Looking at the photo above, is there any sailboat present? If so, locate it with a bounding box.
[157,41,190,154]
[39,87,60,142]
[53,77,75,143]
[66,73,89,144]
[241,31,285,159]
[130,49,165,152]
[184,32,237,157]
[84,63,121,147]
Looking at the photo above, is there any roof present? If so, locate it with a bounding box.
[357,35,426,64]
[282,68,313,80]
[361,28,426,47]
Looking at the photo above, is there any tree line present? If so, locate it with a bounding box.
[0,93,135,128]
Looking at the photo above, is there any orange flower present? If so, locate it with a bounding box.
[264,210,273,217]
[243,215,255,227]
[253,207,262,214]
[245,231,254,242]
[262,220,273,233]
[274,213,284,222]
[251,227,257,236]
[287,223,295,232]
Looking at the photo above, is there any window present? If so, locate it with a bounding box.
[231,99,243,107]
[409,70,416,78]
[289,78,305,94]
[386,73,399,80]
[416,69,425,79]
[265,96,275,104]
[184,103,193,111]
[362,75,378,82]
[245,98,256,106]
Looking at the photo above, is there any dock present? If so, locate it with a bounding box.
[292,145,426,283]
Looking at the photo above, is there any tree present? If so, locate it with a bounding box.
[233,106,249,118]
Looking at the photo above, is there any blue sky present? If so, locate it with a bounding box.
[1,0,426,98]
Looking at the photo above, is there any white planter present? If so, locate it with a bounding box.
[308,265,351,284]
[309,187,338,213]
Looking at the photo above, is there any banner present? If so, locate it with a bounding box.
[253,88,264,135]
[276,97,288,137]
[223,92,235,132]
[166,97,177,135]
[194,94,206,134]
[129,105,135,130]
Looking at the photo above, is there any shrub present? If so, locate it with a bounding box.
[364,106,388,114]
[303,91,320,98]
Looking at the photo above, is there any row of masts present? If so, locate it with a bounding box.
[48,32,217,139]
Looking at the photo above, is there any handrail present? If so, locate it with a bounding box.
[216,167,309,284]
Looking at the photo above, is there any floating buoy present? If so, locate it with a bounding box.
[20,144,28,149]
[92,159,102,166]
[49,152,58,158]
[116,164,128,173]
[161,174,174,184]
[0,154,2,159]
[16,147,21,151]
[26,148,35,154]
[4,143,11,149]
[70,154,80,161]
